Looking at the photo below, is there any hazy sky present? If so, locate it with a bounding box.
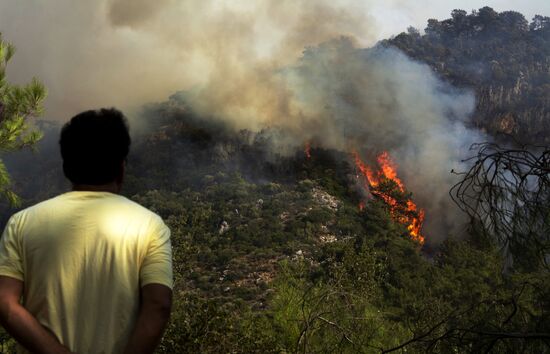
[0,0,548,121]
[373,0,550,38]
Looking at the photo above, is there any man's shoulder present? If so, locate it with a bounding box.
[102,195,168,236]
[15,192,163,224]
[110,195,164,223]
[10,193,66,219]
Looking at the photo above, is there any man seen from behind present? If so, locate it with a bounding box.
[0,108,173,353]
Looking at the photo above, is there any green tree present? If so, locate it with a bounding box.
[0,34,46,205]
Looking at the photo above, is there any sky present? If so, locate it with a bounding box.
[0,0,548,121]
[372,0,549,38]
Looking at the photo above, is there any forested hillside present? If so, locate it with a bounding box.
[2,96,549,352]
[383,7,550,144]
[0,7,549,353]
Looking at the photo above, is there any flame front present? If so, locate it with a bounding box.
[353,151,425,244]
[305,142,312,159]
[353,152,378,187]
[377,152,405,191]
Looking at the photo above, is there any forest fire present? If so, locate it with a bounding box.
[305,142,312,159]
[353,151,425,244]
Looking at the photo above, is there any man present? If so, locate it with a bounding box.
[0,108,173,353]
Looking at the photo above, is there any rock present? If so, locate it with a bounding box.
[218,220,230,235]
[319,234,337,243]
[256,199,264,208]
[312,188,340,210]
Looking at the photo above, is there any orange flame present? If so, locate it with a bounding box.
[353,150,425,245]
[305,142,311,159]
[377,151,404,191]
[353,151,378,187]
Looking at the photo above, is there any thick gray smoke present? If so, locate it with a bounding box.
[211,37,483,241]
[0,0,492,241]
[0,0,376,121]
[168,36,484,241]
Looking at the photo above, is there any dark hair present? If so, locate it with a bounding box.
[59,108,131,185]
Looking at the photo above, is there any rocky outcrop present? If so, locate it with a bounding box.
[384,8,550,145]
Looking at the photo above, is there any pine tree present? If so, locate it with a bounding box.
[0,34,46,205]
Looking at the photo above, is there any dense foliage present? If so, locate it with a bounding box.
[0,34,46,205]
[383,7,550,144]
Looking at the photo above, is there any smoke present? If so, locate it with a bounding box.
[0,0,377,121]
[0,0,490,242]
[249,38,483,241]
[177,34,483,241]
[176,35,483,241]
[108,0,172,27]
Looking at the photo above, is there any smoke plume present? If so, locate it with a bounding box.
[0,0,490,242]
[248,38,483,240]
[0,0,376,121]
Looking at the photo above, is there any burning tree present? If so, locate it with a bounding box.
[353,151,425,245]
[451,142,550,271]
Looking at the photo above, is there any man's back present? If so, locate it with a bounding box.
[0,191,173,353]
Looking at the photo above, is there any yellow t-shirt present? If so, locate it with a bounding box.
[0,191,173,354]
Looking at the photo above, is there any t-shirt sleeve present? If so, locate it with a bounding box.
[140,218,173,289]
[0,215,24,281]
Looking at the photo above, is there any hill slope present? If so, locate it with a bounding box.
[383,7,550,144]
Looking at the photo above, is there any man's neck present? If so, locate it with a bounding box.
[72,182,121,194]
